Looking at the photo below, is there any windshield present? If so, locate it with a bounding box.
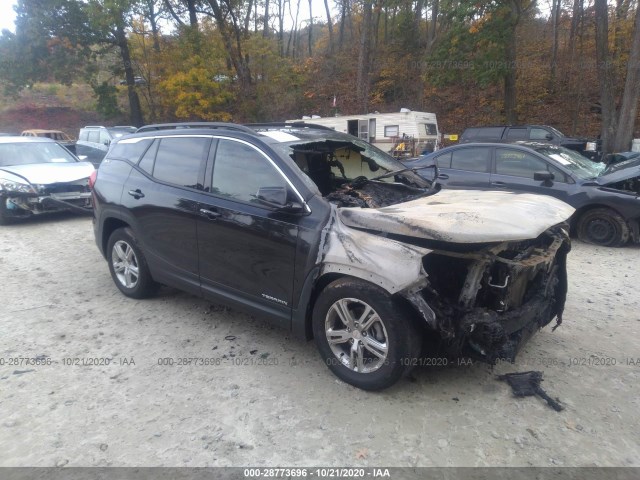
[108,127,137,138]
[536,146,606,179]
[0,142,78,167]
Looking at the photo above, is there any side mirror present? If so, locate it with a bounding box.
[534,171,555,184]
[255,186,306,214]
[545,133,554,141]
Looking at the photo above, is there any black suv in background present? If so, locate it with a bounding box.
[459,125,601,161]
[91,122,573,390]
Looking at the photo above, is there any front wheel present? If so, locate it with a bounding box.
[107,227,159,298]
[312,278,422,390]
[576,208,630,247]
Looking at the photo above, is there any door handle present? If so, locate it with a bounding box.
[128,189,145,199]
[491,181,507,188]
[437,173,449,180]
[199,208,221,220]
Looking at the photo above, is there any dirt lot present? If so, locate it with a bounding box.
[1,214,639,467]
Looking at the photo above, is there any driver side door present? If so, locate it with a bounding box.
[196,138,301,328]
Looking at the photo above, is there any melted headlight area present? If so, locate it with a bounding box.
[409,226,571,363]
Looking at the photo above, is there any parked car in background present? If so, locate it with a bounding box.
[76,125,137,167]
[604,151,640,165]
[401,142,640,247]
[0,137,94,224]
[459,125,601,161]
[92,122,573,390]
[21,129,76,154]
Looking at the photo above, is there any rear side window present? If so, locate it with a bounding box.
[451,147,491,172]
[506,128,527,140]
[79,130,89,141]
[152,137,209,189]
[137,140,157,175]
[88,130,100,143]
[462,127,504,140]
[211,139,287,204]
[108,139,152,164]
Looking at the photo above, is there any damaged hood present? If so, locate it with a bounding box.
[338,190,575,243]
[0,162,94,185]
[598,159,640,185]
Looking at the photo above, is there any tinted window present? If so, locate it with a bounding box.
[212,139,286,203]
[451,148,490,172]
[138,140,157,175]
[435,152,451,168]
[463,127,504,140]
[495,149,550,178]
[153,137,208,189]
[530,128,551,140]
[108,139,152,163]
[506,128,527,140]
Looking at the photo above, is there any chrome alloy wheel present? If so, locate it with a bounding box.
[324,298,389,373]
[111,240,140,289]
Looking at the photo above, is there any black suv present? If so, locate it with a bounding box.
[92,122,573,390]
[459,125,601,161]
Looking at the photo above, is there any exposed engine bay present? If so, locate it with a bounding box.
[607,177,640,195]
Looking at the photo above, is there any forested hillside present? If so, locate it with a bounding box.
[0,0,639,153]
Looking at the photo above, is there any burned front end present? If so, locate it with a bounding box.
[411,226,571,362]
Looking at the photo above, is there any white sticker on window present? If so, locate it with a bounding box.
[549,153,571,165]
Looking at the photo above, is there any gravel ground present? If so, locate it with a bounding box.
[0,213,639,467]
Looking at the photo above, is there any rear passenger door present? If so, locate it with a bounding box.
[120,136,210,295]
[434,146,492,189]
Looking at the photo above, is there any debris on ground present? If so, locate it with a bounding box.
[497,371,564,411]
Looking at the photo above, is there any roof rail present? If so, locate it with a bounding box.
[246,122,335,132]
[136,122,256,134]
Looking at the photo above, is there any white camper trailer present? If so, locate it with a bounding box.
[289,109,440,157]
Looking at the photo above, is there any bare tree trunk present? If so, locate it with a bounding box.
[264,0,270,36]
[308,0,313,56]
[164,0,185,27]
[613,4,640,151]
[206,0,252,88]
[323,0,334,53]
[244,0,254,34]
[594,0,617,154]
[427,0,439,50]
[186,0,198,27]
[357,0,373,112]
[549,0,560,89]
[278,0,285,55]
[116,23,144,127]
[339,0,346,49]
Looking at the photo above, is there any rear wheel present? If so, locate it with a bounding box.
[312,278,421,390]
[107,227,159,298]
[576,208,629,247]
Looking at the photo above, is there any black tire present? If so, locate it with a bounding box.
[106,227,159,298]
[576,208,630,247]
[312,278,422,391]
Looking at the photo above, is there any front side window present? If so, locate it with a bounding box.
[212,139,287,204]
[495,149,549,178]
[153,137,208,189]
[530,128,552,140]
[450,147,490,172]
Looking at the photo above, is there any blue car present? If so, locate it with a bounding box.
[401,142,640,247]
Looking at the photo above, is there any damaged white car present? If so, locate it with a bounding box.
[93,123,574,390]
[0,137,95,224]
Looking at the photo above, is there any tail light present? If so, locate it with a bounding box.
[88,170,97,189]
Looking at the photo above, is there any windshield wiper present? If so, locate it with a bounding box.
[369,164,438,182]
